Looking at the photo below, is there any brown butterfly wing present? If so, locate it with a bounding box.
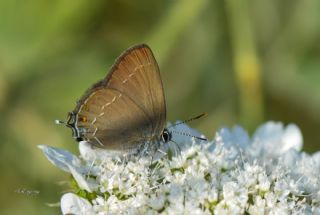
[73,44,166,150]
[106,44,166,139]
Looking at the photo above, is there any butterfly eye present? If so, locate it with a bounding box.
[161,129,172,143]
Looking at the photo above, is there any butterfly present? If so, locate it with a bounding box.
[57,44,172,153]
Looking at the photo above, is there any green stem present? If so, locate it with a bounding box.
[225,0,264,129]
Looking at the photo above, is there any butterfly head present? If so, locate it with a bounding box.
[56,112,83,142]
[161,128,172,143]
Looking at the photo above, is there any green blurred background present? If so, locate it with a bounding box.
[1,0,320,214]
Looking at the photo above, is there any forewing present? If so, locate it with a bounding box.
[73,44,166,149]
[106,45,166,138]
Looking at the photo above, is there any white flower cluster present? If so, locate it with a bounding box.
[39,122,320,215]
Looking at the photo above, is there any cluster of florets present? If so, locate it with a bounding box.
[40,122,320,214]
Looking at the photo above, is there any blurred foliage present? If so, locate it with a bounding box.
[1,0,320,214]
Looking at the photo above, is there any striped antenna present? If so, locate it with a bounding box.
[167,112,207,141]
[168,113,208,128]
[171,130,207,141]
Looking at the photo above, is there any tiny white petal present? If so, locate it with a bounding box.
[248,196,265,215]
[79,141,122,161]
[217,125,250,148]
[252,121,304,155]
[148,194,166,210]
[281,124,303,152]
[232,126,250,148]
[313,207,320,214]
[281,149,301,166]
[61,193,93,215]
[79,141,97,161]
[38,145,80,172]
[253,122,284,151]
[67,164,98,192]
[214,200,230,215]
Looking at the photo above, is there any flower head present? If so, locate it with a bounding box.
[39,122,320,214]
